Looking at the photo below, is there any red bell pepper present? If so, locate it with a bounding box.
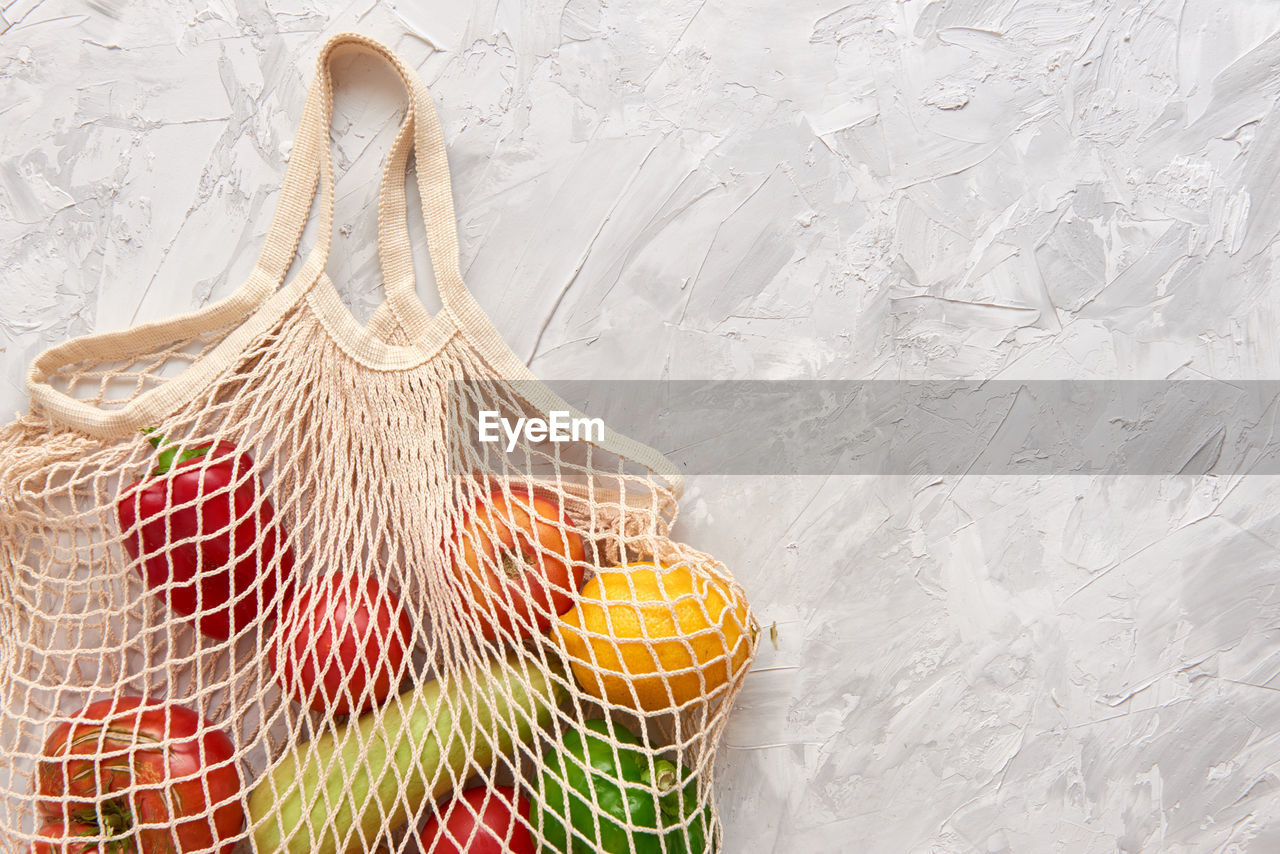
[116,432,295,640]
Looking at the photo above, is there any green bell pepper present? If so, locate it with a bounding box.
[533,718,714,854]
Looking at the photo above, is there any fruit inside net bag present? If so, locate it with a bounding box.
[0,32,758,854]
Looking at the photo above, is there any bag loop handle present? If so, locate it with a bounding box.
[255,33,463,344]
[24,33,686,496]
[348,36,686,496]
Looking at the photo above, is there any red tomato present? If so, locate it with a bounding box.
[420,785,535,854]
[273,573,414,715]
[34,697,243,854]
[449,484,586,642]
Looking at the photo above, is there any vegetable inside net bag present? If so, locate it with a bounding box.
[0,32,757,854]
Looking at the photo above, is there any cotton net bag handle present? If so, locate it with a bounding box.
[353,41,687,498]
[365,93,440,343]
[255,33,448,334]
[260,31,472,346]
[200,34,391,306]
[21,34,420,435]
[25,31,685,496]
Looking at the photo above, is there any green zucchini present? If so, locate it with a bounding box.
[248,652,564,853]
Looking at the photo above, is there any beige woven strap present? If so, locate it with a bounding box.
[21,34,352,435]
[249,71,325,294]
[364,110,429,341]
[372,92,441,343]
[362,45,687,493]
[362,83,685,495]
[22,32,684,495]
[278,33,459,341]
[255,34,421,309]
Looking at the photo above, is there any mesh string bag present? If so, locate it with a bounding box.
[0,33,758,854]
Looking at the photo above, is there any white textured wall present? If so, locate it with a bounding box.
[6,1,1280,852]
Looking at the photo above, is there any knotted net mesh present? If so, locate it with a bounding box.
[0,31,757,854]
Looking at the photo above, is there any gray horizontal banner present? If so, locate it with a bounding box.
[450,380,1280,476]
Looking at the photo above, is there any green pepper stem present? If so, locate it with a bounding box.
[642,759,687,819]
[141,428,212,476]
[654,763,677,793]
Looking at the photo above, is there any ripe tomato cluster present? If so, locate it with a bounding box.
[36,431,590,853]
[268,481,587,717]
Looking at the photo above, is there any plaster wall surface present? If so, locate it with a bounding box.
[4,2,1280,851]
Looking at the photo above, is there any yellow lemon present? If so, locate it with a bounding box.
[556,561,755,713]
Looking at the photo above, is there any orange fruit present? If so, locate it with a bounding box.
[556,561,755,713]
